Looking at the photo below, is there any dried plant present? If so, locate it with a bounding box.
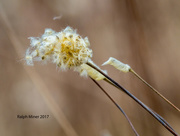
[25,26,179,136]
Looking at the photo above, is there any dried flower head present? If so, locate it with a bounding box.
[25,26,108,80]
[25,26,92,70]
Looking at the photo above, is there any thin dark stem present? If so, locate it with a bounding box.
[87,62,178,136]
[130,68,180,112]
[104,79,176,134]
[90,77,139,136]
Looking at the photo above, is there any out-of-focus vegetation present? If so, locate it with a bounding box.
[0,0,179,136]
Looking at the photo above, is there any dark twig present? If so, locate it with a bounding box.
[90,77,139,136]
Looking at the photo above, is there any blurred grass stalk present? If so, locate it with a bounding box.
[0,5,79,136]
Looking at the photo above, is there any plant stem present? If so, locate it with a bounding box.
[129,68,180,112]
[87,62,178,136]
[90,77,139,136]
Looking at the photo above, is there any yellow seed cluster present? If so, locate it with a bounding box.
[25,26,92,70]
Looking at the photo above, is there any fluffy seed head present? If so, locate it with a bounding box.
[25,26,92,70]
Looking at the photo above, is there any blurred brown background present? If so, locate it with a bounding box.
[0,0,180,136]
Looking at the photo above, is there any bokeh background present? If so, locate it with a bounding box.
[0,0,180,136]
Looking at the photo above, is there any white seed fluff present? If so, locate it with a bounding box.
[102,57,131,73]
[25,26,92,70]
[25,26,108,80]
